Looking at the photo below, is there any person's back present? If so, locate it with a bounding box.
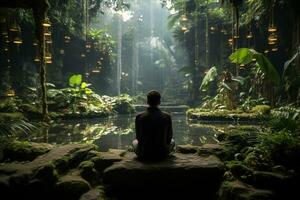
[133,91,174,160]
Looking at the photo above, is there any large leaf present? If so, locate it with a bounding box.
[229,48,281,86]
[229,48,255,65]
[283,46,300,76]
[69,74,82,87]
[200,66,218,92]
[255,54,281,85]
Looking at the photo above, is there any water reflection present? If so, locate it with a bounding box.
[26,114,258,151]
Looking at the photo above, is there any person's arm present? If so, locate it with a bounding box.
[135,115,141,142]
[167,115,173,144]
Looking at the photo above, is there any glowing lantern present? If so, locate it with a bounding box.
[9,24,19,32]
[44,31,51,36]
[42,18,51,27]
[92,68,101,73]
[34,56,40,62]
[4,89,15,97]
[181,14,188,22]
[271,47,278,52]
[45,52,52,60]
[264,50,269,54]
[13,37,23,44]
[246,32,253,39]
[268,26,277,33]
[181,26,188,32]
[81,53,86,58]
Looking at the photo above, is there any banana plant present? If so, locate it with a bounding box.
[229,48,281,86]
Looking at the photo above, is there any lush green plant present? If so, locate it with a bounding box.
[259,130,300,168]
[0,120,36,137]
[229,48,281,86]
[200,66,218,92]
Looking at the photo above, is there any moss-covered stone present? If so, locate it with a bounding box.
[55,175,91,200]
[176,144,199,154]
[78,161,99,185]
[187,108,265,122]
[218,181,274,200]
[2,141,53,162]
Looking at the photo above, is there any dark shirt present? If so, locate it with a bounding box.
[135,107,173,159]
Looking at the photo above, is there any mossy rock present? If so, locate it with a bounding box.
[3,141,53,162]
[218,181,274,200]
[55,175,91,200]
[78,161,99,185]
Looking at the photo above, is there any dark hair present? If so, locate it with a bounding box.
[147,90,161,106]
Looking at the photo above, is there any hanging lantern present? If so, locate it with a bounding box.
[13,37,23,44]
[33,41,39,46]
[9,24,19,32]
[246,32,253,39]
[45,52,52,60]
[181,14,188,22]
[268,26,277,33]
[44,31,51,36]
[268,33,277,42]
[34,56,40,62]
[5,35,9,43]
[1,30,8,36]
[45,59,52,64]
[81,53,86,58]
[4,88,15,97]
[64,36,71,43]
[92,68,101,73]
[42,18,51,27]
[85,43,91,49]
[181,26,188,32]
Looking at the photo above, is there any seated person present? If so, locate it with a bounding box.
[133,90,175,160]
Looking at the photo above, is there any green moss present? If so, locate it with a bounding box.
[251,105,271,115]
[187,108,265,121]
[3,141,52,162]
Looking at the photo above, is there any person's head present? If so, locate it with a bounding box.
[147,90,161,107]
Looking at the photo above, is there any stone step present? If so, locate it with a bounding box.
[103,153,224,199]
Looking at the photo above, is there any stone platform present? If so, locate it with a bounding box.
[103,153,225,199]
